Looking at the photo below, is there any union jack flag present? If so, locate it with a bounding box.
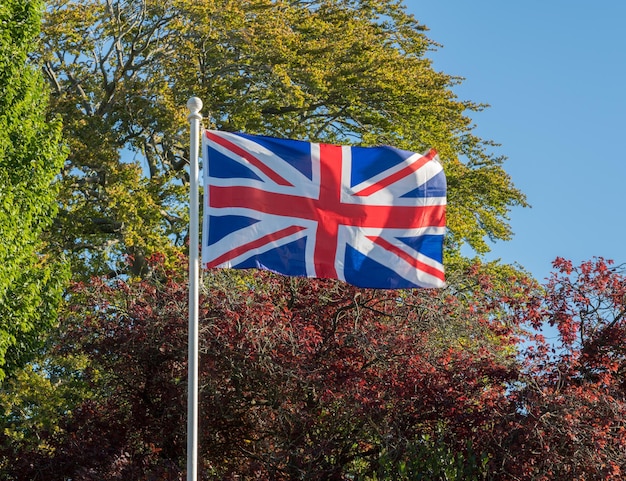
[202,130,446,289]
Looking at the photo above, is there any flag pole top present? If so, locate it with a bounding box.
[187,97,203,120]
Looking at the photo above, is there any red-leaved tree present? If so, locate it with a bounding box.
[494,257,626,480]
[3,256,626,480]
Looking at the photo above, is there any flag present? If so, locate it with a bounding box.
[202,130,446,289]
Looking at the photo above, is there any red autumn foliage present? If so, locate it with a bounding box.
[497,257,626,480]
[3,256,626,480]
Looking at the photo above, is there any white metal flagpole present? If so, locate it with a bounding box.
[186,97,203,481]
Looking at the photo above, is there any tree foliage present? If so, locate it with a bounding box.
[0,256,521,479]
[499,257,626,480]
[11,1,614,479]
[5,257,625,480]
[0,0,67,378]
[38,0,526,276]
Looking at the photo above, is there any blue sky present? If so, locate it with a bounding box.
[403,1,626,281]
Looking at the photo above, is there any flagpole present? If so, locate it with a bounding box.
[186,97,202,481]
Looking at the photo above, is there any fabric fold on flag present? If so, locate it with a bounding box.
[202,130,446,289]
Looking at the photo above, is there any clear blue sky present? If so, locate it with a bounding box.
[403,1,626,281]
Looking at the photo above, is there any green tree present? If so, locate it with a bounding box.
[39,0,526,276]
[0,0,67,378]
[1,0,534,474]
